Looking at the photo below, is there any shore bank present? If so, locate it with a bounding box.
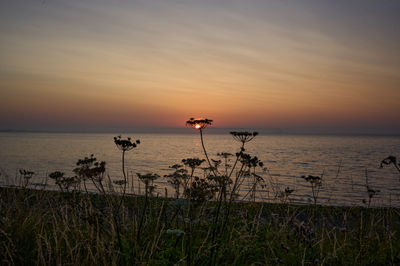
[1,187,399,265]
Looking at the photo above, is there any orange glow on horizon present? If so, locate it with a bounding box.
[0,1,399,132]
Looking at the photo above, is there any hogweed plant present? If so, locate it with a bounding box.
[277,186,294,204]
[230,131,259,150]
[4,121,400,265]
[114,135,140,196]
[237,152,265,202]
[186,118,216,176]
[73,154,106,194]
[380,155,400,178]
[185,118,268,264]
[165,164,187,198]
[48,171,78,192]
[137,172,159,196]
[301,174,323,207]
[19,169,34,188]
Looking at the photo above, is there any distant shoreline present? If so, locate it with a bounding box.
[1,129,400,137]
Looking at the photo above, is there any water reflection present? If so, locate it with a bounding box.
[0,133,399,207]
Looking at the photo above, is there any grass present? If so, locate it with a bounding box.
[1,120,400,265]
[1,186,400,265]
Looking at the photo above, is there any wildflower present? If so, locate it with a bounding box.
[184,176,217,203]
[74,155,106,187]
[238,153,263,168]
[230,131,258,145]
[380,155,400,175]
[137,173,159,194]
[19,169,35,179]
[301,175,323,206]
[19,169,35,188]
[182,158,205,169]
[165,166,189,198]
[114,136,140,151]
[301,175,322,185]
[114,135,140,196]
[186,118,213,130]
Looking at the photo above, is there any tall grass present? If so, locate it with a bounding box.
[1,120,400,265]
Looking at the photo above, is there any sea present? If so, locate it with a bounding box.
[1,132,400,207]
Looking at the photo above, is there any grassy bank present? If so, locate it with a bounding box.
[3,128,400,265]
[1,187,399,265]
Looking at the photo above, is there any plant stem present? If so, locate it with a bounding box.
[122,150,127,196]
[199,129,218,177]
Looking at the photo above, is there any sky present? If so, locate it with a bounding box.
[0,0,399,133]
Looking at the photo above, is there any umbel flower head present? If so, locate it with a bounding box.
[186,118,213,130]
[114,135,140,151]
[230,131,259,144]
[182,158,206,169]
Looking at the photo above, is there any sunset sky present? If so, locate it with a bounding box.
[1,0,399,133]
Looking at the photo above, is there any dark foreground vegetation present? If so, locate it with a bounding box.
[1,118,400,265]
[1,187,400,265]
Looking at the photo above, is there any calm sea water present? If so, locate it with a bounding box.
[1,132,400,207]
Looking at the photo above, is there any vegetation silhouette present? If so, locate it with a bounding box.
[1,121,400,265]
[380,155,400,177]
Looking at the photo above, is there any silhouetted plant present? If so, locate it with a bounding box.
[230,131,259,150]
[48,171,78,192]
[365,187,379,208]
[380,155,400,177]
[180,158,206,201]
[186,118,217,177]
[184,176,217,204]
[229,152,265,201]
[19,169,34,188]
[165,164,188,198]
[114,135,140,195]
[185,121,263,264]
[137,173,159,196]
[186,117,213,130]
[5,122,400,265]
[182,158,205,171]
[217,152,233,175]
[237,153,265,201]
[363,170,380,208]
[73,154,106,194]
[113,179,127,193]
[301,174,323,207]
[277,186,294,204]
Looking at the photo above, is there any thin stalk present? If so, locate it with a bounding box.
[227,143,245,178]
[199,129,218,177]
[122,150,127,196]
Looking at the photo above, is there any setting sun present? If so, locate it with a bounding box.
[0,1,400,264]
[0,0,399,134]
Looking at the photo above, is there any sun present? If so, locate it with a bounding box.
[186,118,213,130]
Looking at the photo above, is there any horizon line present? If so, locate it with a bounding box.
[1,127,400,137]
